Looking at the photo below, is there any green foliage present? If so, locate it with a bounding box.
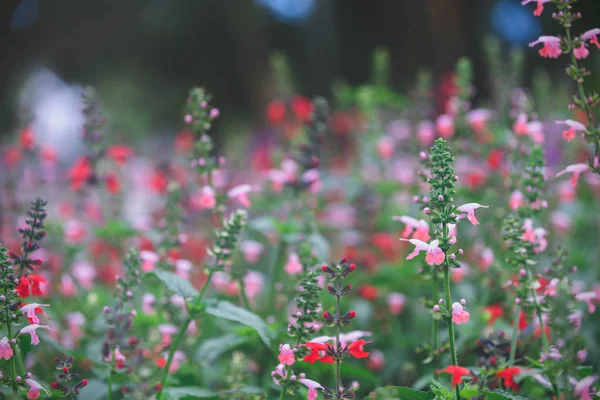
[364,386,433,400]
[150,270,199,298]
[204,300,272,347]
[162,387,218,399]
[482,389,530,400]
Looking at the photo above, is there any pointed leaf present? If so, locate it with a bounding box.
[204,300,272,347]
[150,270,199,298]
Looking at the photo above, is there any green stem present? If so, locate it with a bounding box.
[198,271,214,300]
[238,276,252,311]
[158,317,192,399]
[531,288,550,352]
[444,265,461,400]
[335,275,342,399]
[267,241,285,317]
[508,304,521,366]
[107,350,115,400]
[279,386,287,400]
[432,270,439,363]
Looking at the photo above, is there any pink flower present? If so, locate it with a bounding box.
[573,43,590,59]
[243,271,264,299]
[140,251,159,273]
[447,223,457,244]
[367,349,385,371]
[192,186,217,210]
[527,121,545,144]
[509,190,524,211]
[529,36,562,58]
[556,163,590,187]
[400,238,445,266]
[142,293,156,314]
[0,337,13,360]
[278,344,295,366]
[521,0,552,16]
[466,109,493,133]
[20,324,50,346]
[479,247,494,271]
[451,302,470,324]
[64,219,86,245]
[302,169,321,193]
[387,292,406,315]
[72,260,96,289]
[436,114,455,138]
[228,184,253,207]
[582,28,600,49]
[65,312,85,339]
[175,259,192,279]
[573,375,598,400]
[299,378,322,400]
[159,324,178,346]
[59,274,77,297]
[19,303,49,325]
[416,121,435,146]
[241,240,264,264]
[556,119,586,141]
[284,252,303,275]
[393,216,430,241]
[575,292,597,313]
[457,203,489,226]
[376,136,394,160]
[25,378,49,400]
[513,113,529,135]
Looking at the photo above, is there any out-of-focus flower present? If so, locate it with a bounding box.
[457,203,489,226]
[496,367,522,390]
[241,240,264,264]
[521,0,551,17]
[557,163,589,187]
[228,184,253,207]
[20,324,51,346]
[436,365,471,388]
[451,302,470,324]
[284,252,303,275]
[556,119,586,141]
[529,36,562,58]
[387,292,406,315]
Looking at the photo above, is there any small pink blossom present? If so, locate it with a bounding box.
[556,163,590,187]
[64,219,86,245]
[582,28,600,49]
[451,302,470,324]
[573,43,590,60]
[72,260,96,289]
[228,184,253,207]
[509,190,524,211]
[529,36,562,58]
[59,274,77,297]
[513,113,529,136]
[387,292,406,315]
[466,109,493,133]
[241,240,264,264]
[25,379,50,400]
[376,136,394,160]
[572,375,598,400]
[521,0,551,16]
[436,114,455,139]
[243,271,264,299]
[20,324,50,346]
[19,303,49,325]
[416,121,435,146]
[278,344,295,366]
[175,259,192,279]
[192,186,217,210]
[400,238,445,266]
[457,203,489,226]
[140,251,159,272]
[575,292,597,314]
[299,378,322,400]
[0,337,13,360]
[159,324,178,346]
[527,121,545,144]
[143,293,156,314]
[367,350,385,371]
[393,216,430,241]
[556,119,587,141]
[284,252,303,275]
[479,247,494,271]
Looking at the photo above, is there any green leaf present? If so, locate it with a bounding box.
[365,386,433,400]
[195,333,247,363]
[150,270,199,298]
[308,233,330,260]
[162,387,218,399]
[460,384,479,398]
[94,220,137,240]
[78,379,108,400]
[204,300,272,347]
[577,365,594,379]
[482,390,530,400]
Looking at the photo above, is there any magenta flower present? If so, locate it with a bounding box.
[556,119,586,141]
[451,302,470,324]
[278,344,295,366]
[299,378,322,400]
[25,378,50,400]
[582,28,600,49]
[140,251,159,273]
[556,163,590,187]
[19,324,50,346]
[19,303,49,325]
[521,0,551,16]
[400,238,445,266]
[529,36,562,58]
[193,185,217,210]
[572,375,598,400]
[0,337,13,360]
[457,203,489,226]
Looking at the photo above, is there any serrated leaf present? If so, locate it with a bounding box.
[150,270,199,298]
[482,389,530,400]
[204,300,271,347]
[460,384,479,398]
[365,386,434,400]
[162,387,217,399]
[195,333,247,363]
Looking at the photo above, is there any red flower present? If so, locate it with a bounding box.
[19,126,35,150]
[106,145,133,166]
[347,340,370,358]
[149,170,169,194]
[487,149,503,170]
[291,96,313,122]
[436,365,471,388]
[370,233,398,261]
[69,156,93,190]
[303,342,334,364]
[496,367,521,390]
[105,173,121,195]
[156,357,167,368]
[3,146,22,168]
[266,100,286,125]
[29,275,48,297]
[358,285,379,301]
[16,276,30,297]
[40,146,58,164]
[484,304,504,326]
[518,310,528,331]
[174,130,195,153]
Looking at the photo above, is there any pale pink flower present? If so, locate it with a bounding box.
[367,350,385,371]
[376,136,394,160]
[192,186,217,210]
[556,119,586,141]
[278,344,295,366]
[558,181,576,202]
[529,36,562,58]
[159,324,178,346]
[19,303,49,325]
[272,363,287,384]
[582,28,600,49]
[451,262,470,283]
[447,223,457,244]
[20,324,50,346]
[72,260,96,289]
[509,190,524,211]
[142,293,156,314]
[241,240,264,264]
[527,121,545,144]
[387,292,406,315]
[416,121,435,146]
[0,337,13,360]
[302,169,321,193]
[575,292,597,313]
[228,184,252,207]
[267,169,287,193]
[521,0,552,16]
[451,302,470,324]
[557,163,590,187]
[59,274,77,297]
[400,238,445,266]
[513,113,529,135]
[436,114,455,138]
[65,312,85,339]
[544,278,560,298]
[140,251,159,272]
[64,219,86,245]
[299,378,322,400]
[457,203,489,226]
[175,259,192,279]
[577,349,588,363]
[573,375,598,400]
[243,271,264,299]
[393,216,430,241]
[466,109,493,133]
[284,252,303,275]
[25,378,50,400]
[161,350,185,373]
[573,43,590,60]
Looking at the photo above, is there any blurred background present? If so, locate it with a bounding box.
[2,0,600,139]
